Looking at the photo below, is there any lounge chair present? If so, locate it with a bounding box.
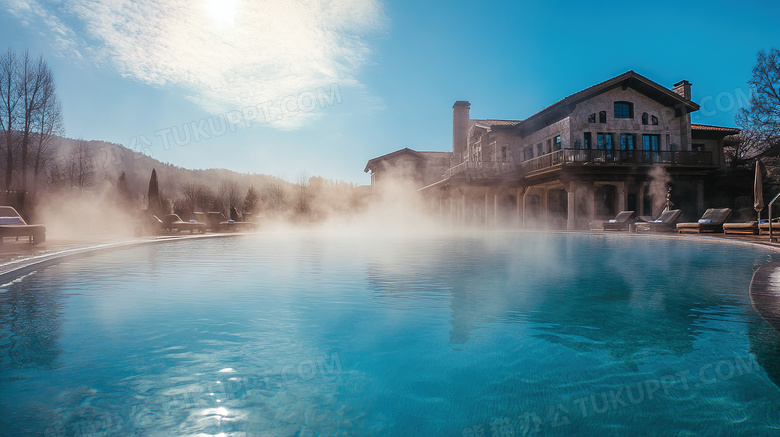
[635,209,682,233]
[724,221,759,235]
[205,212,226,232]
[676,208,732,233]
[160,214,207,234]
[219,219,259,232]
[0,206,45,245]
[757,219,780,235]
[589,211,636,231]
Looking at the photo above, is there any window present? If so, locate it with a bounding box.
[546,139,552,154]
[642,113,648,125]
[597,133,613,150]
[619,134,635,150]
[574,139,581,149]
[524,146,533,161]
[588,113,596,123]
[642,134,660,151]
[554,136,561,150]
[599,111,607,123]
[537,143,543,156]
[651,115,658,125]
[584,132,592,149]
[614,101,634,118]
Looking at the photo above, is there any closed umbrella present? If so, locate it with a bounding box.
[755,162,764,222]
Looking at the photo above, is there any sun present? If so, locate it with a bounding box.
[200,0,241,27]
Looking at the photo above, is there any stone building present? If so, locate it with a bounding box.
[363,147,452,191]
[365,71,739,228]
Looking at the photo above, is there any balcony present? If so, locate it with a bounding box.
[519,149,714,176]
[444,160,516,181]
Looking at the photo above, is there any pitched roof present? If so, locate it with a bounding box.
[691,124,740,134]
[516,70,700,135]
[364,148,451,172]
[473,119,523,128]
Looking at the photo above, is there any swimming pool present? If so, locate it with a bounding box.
[2,232,780,436]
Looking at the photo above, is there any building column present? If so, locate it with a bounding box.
[542,188,549,226]
[516,188,521,227]
[638,182,646,217]
[522,190,529,228]
[697,180,704,215]
[461,192,466,226]
[617,182,626,212]
[484,188,489,226]
[494,193,498,228]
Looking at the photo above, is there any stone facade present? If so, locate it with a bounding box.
[366,71,740,228]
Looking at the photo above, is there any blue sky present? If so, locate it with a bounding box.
[1,0,778,184]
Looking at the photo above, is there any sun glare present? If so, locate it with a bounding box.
[201,0,241,27]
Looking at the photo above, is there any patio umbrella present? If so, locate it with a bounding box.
[755,161,764,222]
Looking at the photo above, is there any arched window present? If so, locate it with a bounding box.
[599,111,607,123]
[641,112,648,125]
[614,101,634,119]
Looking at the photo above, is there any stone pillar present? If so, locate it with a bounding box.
[484,188,489,226]
[618,182,626,212]
[516,188,521,227]
[522,190,529,228]
[567,190,576,230]
[460,193,466,225]
[697,180,704,215]
[638,182,645,217]
[494,193,498,228]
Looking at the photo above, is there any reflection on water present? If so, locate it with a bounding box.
[1,232,780,436]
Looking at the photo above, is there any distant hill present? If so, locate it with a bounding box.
[48,136,289,199]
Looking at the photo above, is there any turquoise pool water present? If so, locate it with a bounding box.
[2,232,780,436]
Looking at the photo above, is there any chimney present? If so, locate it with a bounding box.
[453,101,470,162]
[672,80,692,100]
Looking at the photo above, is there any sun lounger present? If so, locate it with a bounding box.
[724,221,759,235]
[589,211,636,231]
[676,208,732,233]
[757,219,780,235]
[0,206,45,244]
[161,214,207,234]
[219,219,259,232]
[205,212,226,232]
[635,209,682,232]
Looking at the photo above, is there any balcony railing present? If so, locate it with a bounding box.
[519,149,714,176]
[444,160,516,181]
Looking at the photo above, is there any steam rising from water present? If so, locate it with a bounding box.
[647,166,672,218]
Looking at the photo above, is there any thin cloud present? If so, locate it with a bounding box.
[4,0,387,128]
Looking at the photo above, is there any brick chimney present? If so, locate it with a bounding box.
[453,101,470,162]
[672,80,692,100]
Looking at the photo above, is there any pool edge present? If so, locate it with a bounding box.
[0,233,252,286]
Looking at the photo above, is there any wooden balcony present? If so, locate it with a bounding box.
[444,160,516,181]
[519,149,714,177]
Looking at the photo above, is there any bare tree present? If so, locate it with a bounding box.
[65,140,95,189]
[181,181,214,214]
[736,47,780,156]
[295,171,311,215]
[18,51,47,194]
[0,48,19,190]
[31,62,62,196]
[265,180,288,212]
[218,179,241,216]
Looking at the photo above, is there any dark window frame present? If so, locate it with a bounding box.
[599,111,607,123]
[641,112,648,125]
[614,101,634,119]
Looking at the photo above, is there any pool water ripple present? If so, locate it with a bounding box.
[2,232,780,435]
